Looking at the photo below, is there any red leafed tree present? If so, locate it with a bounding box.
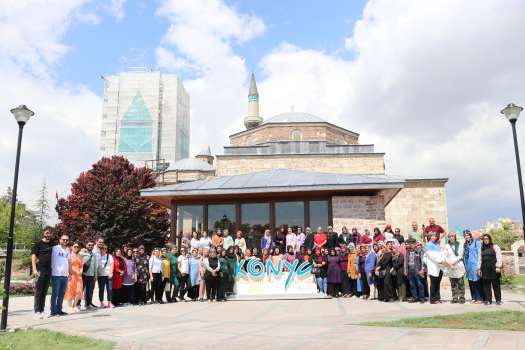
[56,156,169,251]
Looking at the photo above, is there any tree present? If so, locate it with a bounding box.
[55,156,169,251]
[486,218,518,250]
[34,179,51,234]
[0,187,40,247]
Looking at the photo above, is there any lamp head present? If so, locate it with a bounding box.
[500,103,523,122]
[10,105,34,124]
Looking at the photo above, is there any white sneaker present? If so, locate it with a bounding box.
[80,305,87,311]
[34,312,40,319]
[38,312,43,319]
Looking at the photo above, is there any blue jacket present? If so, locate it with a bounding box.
[464,239,481,281]
[260,237,274,251]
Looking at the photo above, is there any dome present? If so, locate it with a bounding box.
[263,112,326,124]
[167,158,214,172]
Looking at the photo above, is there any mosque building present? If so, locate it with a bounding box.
[141,74,448,245]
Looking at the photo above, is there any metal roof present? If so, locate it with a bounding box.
[141,168,404,197]
[264,112,325,124]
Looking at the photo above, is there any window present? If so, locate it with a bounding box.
[208,204,236,234]
[275,201,304,232]
[241,203,270,249]
[291,129,303,141]
[177,205,203,236]
[309,200,329,232]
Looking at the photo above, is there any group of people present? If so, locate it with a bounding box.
[30,218,504,319]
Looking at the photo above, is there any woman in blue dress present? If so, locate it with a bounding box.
[463,230,484,303]
[188,248,201,301]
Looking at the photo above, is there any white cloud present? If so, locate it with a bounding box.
[0,0,102,221]
[107,0,126,21]
[156,0,266,154]
[256,0,525,229]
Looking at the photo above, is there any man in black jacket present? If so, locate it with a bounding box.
[303,227,314,250]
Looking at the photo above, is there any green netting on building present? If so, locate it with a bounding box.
[118,94,153,153]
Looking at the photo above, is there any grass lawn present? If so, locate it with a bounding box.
[511,275,525,285]
[361,310,525,331]
[0,329,114,350]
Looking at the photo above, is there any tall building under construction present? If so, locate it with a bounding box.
[100,68,190,167]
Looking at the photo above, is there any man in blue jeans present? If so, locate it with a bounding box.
[50,235,70,316]
[405,238,426,303]
[80,240,98,309]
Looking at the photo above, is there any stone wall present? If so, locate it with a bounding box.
[332,195,386,233]
[385,179,448,236]
[215,153,385,176]
[229,123,358,146]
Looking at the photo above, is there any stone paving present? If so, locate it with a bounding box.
[5,288,525,350]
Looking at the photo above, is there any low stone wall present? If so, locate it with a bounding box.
[332,195,386,233]
[385,179,448,235]
[215,153,385,176]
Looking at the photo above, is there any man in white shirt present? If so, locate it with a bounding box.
[50,235,70,317]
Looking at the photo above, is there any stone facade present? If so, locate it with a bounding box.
[230,123,358,146]
[215,153,385,176]
[385,179,448,236]
[332,195,386,233]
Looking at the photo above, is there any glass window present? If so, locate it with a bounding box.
[275,201,304,232]
[241,203,270,249]
[291,129,303,141]
[177,205,203,237]
[309,200,328,232]
[208,204,236,234]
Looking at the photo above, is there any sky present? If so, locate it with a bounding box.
[1,0,524,231]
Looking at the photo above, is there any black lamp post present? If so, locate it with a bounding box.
[501,103,525,242]
[1,105,34,330]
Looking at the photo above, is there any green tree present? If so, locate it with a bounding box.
[0,187,40,247]
[34,179,51,234]
[487,218,518,250]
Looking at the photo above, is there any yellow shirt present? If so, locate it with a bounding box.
[162,258,170,279]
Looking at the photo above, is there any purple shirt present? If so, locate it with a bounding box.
[122,258,136,285]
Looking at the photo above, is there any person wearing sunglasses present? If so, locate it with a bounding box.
[64,241,83,313]
[50,235,70,317]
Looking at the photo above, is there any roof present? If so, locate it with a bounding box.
[166,158,214,172]
[141,168,404,197]
[248,73,258,96]
[264,112,325,124]
[196,146,212,157]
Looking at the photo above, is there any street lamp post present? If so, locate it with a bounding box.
[501,103,525,243]
[1,105,34,330]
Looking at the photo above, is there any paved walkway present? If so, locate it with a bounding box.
[6,289,525,350]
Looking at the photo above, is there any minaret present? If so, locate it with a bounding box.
[244,73,263,129]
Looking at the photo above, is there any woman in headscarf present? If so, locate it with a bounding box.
[443,232,466,304]
[260,229,274,252]
[339,226,352,246]
[346,244,359,297]
[199,248,208,301]
[283,245,296,271]
[326,247,341,297]
[391,242,406,301]
[225,245,236,295]
[478,233,502,305]
[188,248,201,301]
[113,248,127,306]
[463,230,484,303]
[296,227,306,252]
[204,248,221,302]
[338,244,350,297]
[425,233,445,304]
[122,248,137,305]
[286,227,297,253]
[375,241,394,302]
